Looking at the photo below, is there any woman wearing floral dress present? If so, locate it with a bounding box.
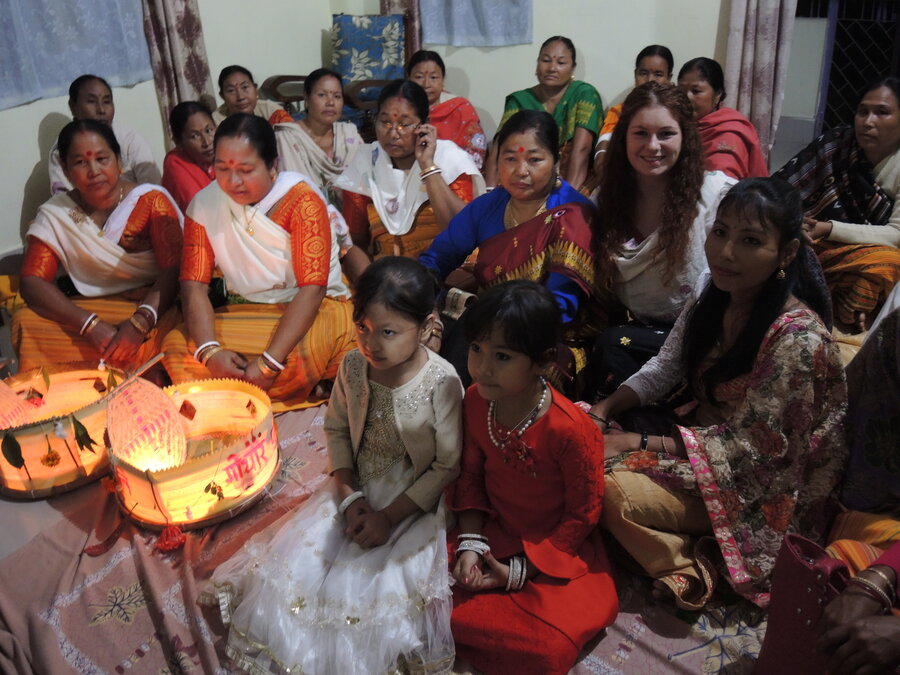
[591,177,848,610]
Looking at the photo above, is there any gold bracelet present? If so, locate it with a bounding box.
[200,345,224,365]
[83,315,102,335]
[419,164,439,176]
[129,314,150,336]
[256,355,279,378]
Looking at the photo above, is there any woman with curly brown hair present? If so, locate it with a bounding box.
[585,82,735,397]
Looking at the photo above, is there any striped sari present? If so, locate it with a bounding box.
[162,175,355,412]
[12,188,183,372]
[827,306,900,579]
[773,125,900,324]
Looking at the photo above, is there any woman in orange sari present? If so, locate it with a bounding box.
[407,50,487,170]
[14,119,182,373]
[334,79,484,261]
[162,113,355,411]
[774,77,900,332]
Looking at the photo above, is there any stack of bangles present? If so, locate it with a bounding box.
[128,303,158,339]
[338,490,366,515]
[257,350,285,378]
[849,568,897,614]
[79,312,101,336]
[194,340,224,366]
[456,533,490,558]
[505,555,527,591]
[420,164,442,181]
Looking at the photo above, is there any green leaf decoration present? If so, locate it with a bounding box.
[71,415,98,454]
[106,370,118,391]
[40,366,50,394]
[2,433,24,469]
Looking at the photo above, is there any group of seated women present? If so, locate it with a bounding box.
[8,34,900,674]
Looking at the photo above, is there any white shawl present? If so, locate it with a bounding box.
[333,138,485,236]
[613,171,734,323]
[26,184,182,297]
[274,120,362,195]
[187,171,348,303]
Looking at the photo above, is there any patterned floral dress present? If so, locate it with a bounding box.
[606,309,849,607]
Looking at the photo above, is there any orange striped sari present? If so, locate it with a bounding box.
[12,189,182,372]
[163,180,355,412]
[773,125,900,324]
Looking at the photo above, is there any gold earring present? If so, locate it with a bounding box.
[776,268,786,280]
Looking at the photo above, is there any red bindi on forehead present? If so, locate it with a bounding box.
[227,159,236,167]
[517,146,525,153]
[84,150,94,158]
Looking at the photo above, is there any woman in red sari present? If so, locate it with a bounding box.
[161,101,216,212]
[678,57,768,180]
[419,110,598,392]
[407,50,487,170]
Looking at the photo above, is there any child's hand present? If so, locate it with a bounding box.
[351,511,391,549]
[452,550,485,589]
[343,498,373,537]
[472,551,511,591]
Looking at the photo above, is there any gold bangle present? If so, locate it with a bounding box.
[129,314,150,336]
[83,315,102,335]
[256,355,279,378]
[200,345,224,365]
[419,164,439,175]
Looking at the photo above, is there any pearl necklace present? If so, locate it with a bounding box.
[487,377,547,449]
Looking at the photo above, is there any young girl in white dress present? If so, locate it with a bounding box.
[204,256,463,674]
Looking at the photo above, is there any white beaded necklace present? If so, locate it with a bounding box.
[487,377,548,449]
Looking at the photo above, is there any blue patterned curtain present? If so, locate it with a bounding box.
[420,0,532,47]
[0,0,152,111]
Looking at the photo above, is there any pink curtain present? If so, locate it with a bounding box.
[725,0,798,163]
[141,0,216,150]
[381,0,421,62]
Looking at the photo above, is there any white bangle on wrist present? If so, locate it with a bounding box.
[338,490,365,515]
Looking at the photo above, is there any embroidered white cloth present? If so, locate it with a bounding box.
[187,172,348,303]
[334,138,484,236]
[26,184,179,297]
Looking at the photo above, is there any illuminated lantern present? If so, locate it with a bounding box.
[106,377,187,472]
[0,366,122,498]
[107,378,279,530]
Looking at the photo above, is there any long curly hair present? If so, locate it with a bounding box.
[596,82,704,286]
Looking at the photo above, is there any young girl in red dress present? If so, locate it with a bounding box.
[448,280,618,674]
